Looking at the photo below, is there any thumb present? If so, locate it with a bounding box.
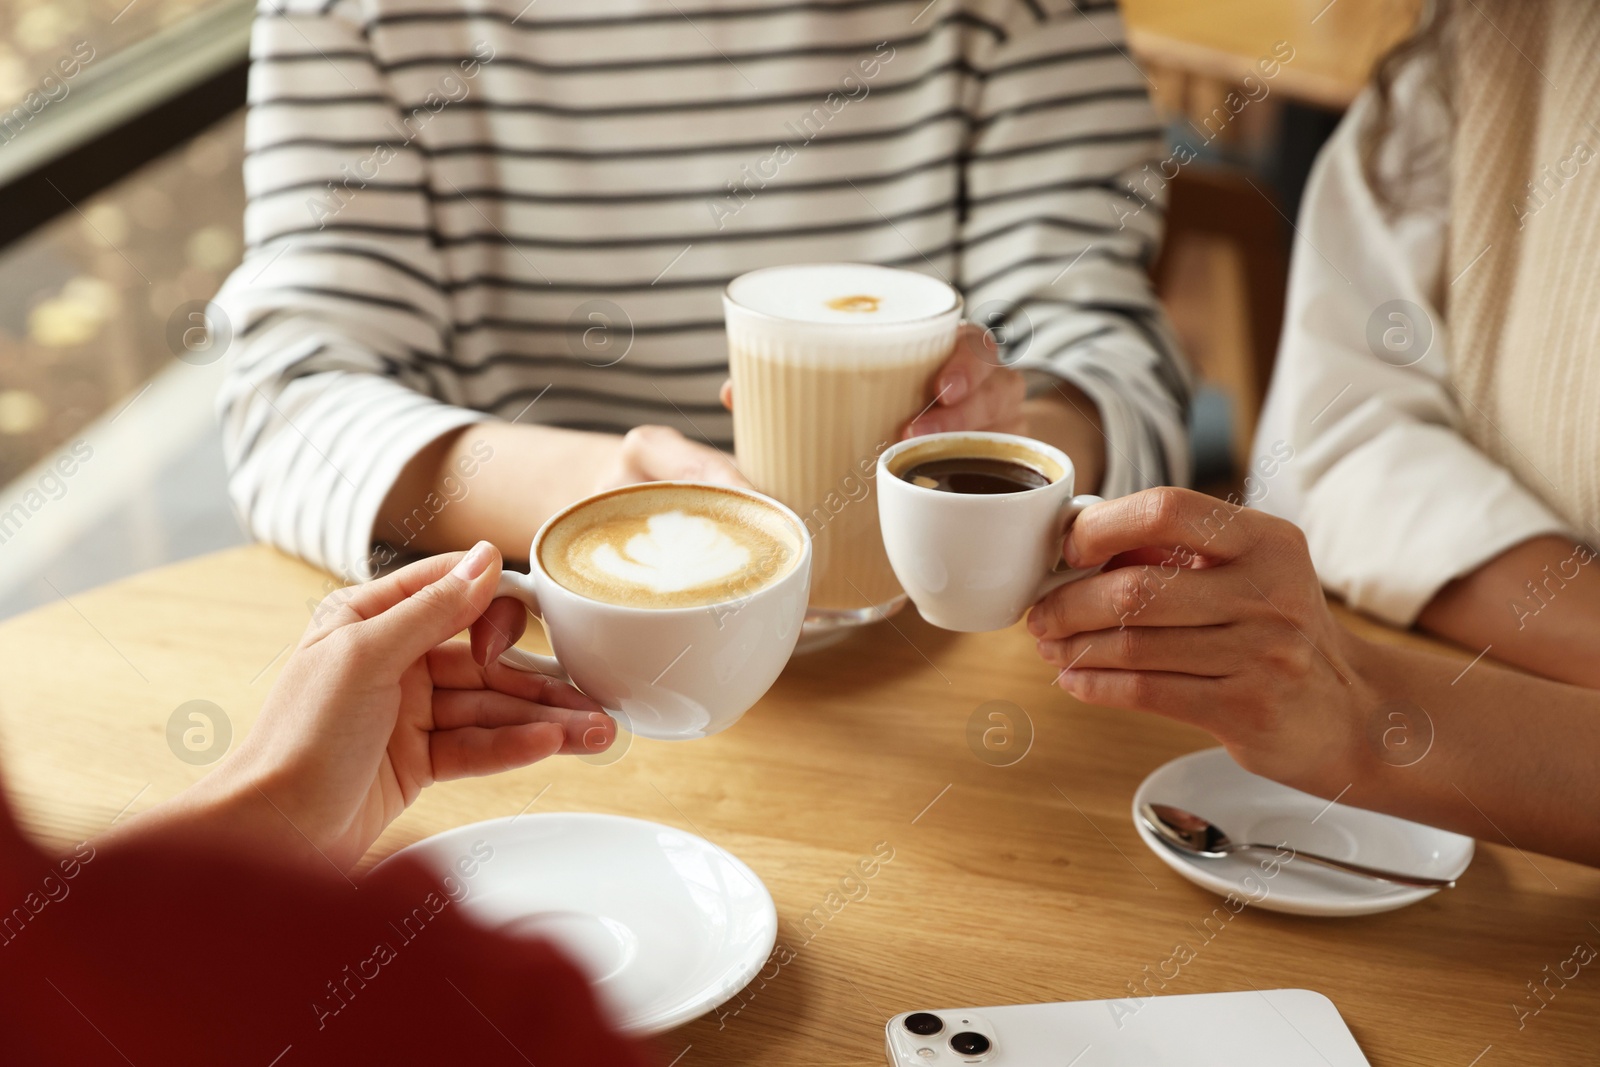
[353,541,502,673]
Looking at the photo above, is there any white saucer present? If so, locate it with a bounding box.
[376,813,776,1033]
[1132,748,1474,917]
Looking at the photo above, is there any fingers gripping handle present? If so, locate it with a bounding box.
[492,571,569,682]
[1034,494,1105,600]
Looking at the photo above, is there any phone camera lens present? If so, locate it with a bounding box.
[950,1032,991,1056]
[903,1013,944,1036]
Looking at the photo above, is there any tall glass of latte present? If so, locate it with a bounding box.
[725,263,961,635]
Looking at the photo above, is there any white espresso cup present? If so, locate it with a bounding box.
[877,432,1102,632]
[491,482,812,740]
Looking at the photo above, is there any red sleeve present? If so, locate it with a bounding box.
[0,789,652,1067]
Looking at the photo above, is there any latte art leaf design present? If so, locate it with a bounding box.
[587,511,750,594]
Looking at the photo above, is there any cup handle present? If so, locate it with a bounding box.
[492,571,570,683]
[1033,494,1105,601]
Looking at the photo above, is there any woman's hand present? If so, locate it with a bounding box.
[160,544,615,872]
[1027,488,1381,797]
[594,425,751,492]
[902,323,1027,438]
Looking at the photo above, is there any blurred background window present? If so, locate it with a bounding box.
[0,0,249,616]
[0,0,218,108]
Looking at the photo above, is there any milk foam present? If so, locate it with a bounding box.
[540,485,801,609]
[726,263,957,326]
[588,511,749,594]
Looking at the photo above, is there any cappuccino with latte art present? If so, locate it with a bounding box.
[539,483,804,610]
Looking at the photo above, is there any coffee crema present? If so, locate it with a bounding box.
[887,435,1065,487]
[538,485,803,609]
[902,456,1050,494]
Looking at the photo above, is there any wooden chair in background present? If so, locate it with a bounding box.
[1124,0,1420,484]
[1152,167,1290,478]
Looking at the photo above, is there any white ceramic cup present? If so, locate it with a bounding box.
[491,482,813,740]
[876,432,1102,632]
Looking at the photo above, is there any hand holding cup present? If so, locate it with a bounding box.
[901,323,1028,439]
[483,482,812,741]
[877,431,1102,632]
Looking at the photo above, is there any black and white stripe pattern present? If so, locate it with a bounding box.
[217,0,1190,578]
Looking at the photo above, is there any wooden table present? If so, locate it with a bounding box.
[3,544,1597,1065]
[1122,0,1423,110]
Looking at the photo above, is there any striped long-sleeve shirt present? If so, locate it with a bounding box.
[215,0,1191,580]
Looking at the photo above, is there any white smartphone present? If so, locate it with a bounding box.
[884,989,1370,1067]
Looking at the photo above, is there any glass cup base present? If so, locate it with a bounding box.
[792,596,908,655]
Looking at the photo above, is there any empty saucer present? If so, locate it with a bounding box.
[375,812,776,1032]
[1132,748,1474,916]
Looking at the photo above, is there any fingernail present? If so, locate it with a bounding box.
[1026,612,1044,637]
[452,540,494,581]
[481,634,507,666]
[588,712,611,724]
[941,373,968,403]
[1062,539,1082,568]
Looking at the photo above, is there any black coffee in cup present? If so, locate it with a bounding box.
[900,456,1050,495]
